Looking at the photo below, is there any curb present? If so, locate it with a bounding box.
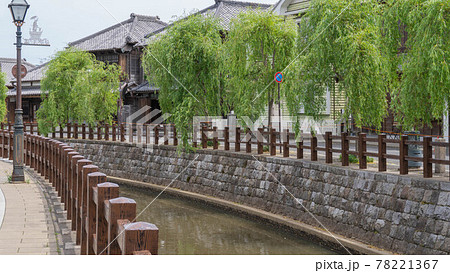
[0,186,5,230]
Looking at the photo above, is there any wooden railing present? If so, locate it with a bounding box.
[9,122,450,180]
[0,128,159,255]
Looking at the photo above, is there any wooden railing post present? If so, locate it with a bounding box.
[97,125,102,141]
[86,172,107,255]
[117,222,159,255]
[378,134,387,171]
[311,136,318,161]
[36,137,42,174]
[245,128,251,153]
[358,133,367,169]
[74,123,78,139]
[59,124,63,139]
[235,127,241,152]
[66,152,79,217]
[9,130,13,161]
[67,153,84,223]
[213,127,219,150]
[105,124,109,141]
[423,136,432,178]
[75,159,93,245]
[400,135,408,175]
[154,125,159,145]
[297,139,303,159]
[94,182,119,255]
[224,127,229,151]
[89,126,94,140]
[80,164,99,255]
[61,146,74,203]
[270,128,276,156]
[67,123,72,139]
[173,126,178,146]
[128,123,133,143]
[25,134,30,165]
[46,139,52,183]
[145,125,150,145]
[257,128,263,154]
[341,132,349,166]
[201,126,207,149]
[112,124,117,142]
[82,124,86,140]
[283,129,289,158]
[0,129,4,158]
[105,197,137,255]
[164,125,169,146]
[69,155,84,226]
[120,123,125,142]
[137,124,142,144]
[325,132,332,164]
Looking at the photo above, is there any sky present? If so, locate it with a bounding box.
[0,0,276,65]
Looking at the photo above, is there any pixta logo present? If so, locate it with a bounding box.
[126,106,171,152]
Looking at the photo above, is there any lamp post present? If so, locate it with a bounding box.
[8,0,30,182]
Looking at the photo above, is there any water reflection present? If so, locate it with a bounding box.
[121,185,337,255]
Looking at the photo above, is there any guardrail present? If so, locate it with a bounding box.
[0,128,159,255]
[6,122,450,180]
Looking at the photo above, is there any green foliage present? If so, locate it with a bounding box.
[225,10,297,123]
[0,72,7,122]
[143,14,226,148]
[382,0,450,129]
[38,48,121,135]
[286,0,388,132]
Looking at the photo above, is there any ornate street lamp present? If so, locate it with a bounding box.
[8,0,30,182]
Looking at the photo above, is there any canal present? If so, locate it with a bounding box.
[121,185,338,255]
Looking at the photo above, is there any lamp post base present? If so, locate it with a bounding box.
[12,108,25,183]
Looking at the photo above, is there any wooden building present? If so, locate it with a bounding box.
[1,57,37,123]
[6,63,46,123]
[68,13,168,123]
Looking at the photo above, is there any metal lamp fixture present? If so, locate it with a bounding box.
[8,0,30,182]
[8,0,30,26]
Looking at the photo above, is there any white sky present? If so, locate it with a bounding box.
[0,0,276,65]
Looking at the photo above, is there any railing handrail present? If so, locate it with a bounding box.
[6,122,449,180]
[0,128,159,255]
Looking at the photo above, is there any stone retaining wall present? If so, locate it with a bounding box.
[65,139,450,254]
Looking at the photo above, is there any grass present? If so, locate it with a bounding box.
[339,154,374,164]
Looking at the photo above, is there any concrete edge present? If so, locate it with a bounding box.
[0,185,5,229]
[109,175,395,255]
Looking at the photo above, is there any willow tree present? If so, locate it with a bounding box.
[143,14,226,148]
[0,72,7,122]
[382,0,450,129]
[37,48,122,135]
[225,10,297,125]
[285,0,387,131]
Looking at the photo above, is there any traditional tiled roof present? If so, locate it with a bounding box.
[11,62,47,83]
[7,86,44,97]
[0,58,35,85]
[144,0,272,43]
[68,13,168,52]
[128,81,159,93]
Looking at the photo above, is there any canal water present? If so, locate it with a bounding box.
[121,185,337,255]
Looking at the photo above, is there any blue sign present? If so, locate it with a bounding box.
[275,72,283,83]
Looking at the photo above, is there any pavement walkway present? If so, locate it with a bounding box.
[0,159,59,255]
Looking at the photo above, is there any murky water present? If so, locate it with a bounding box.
[121,185,338,255]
